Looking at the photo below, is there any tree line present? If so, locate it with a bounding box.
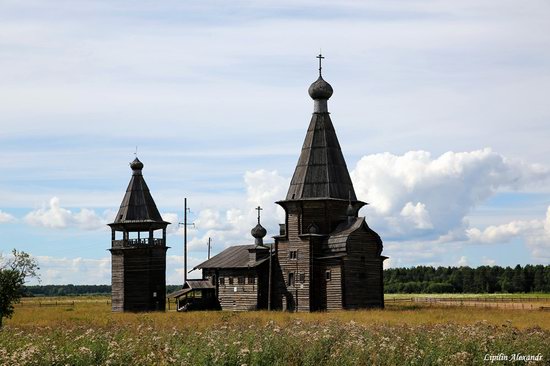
[20,265,550,297]
[23,284,183,297]
[384,265,550,294]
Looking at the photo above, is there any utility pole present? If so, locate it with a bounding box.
[295,249,299,312]
[207,237,212,259]
[268,242,272,311]
[178,198,194,285]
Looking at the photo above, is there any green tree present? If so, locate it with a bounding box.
[0,249,39,327]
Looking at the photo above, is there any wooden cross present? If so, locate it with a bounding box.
[317,53,324,76]
[255,206,263,224]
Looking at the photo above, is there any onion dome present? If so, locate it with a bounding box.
[251,223,267,240]
[308,76,333,100]
[251,206,267,246]
[130,157,144,172]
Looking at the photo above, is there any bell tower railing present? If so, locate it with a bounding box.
[112,238,165,248]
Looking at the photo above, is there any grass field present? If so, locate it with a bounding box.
[1,295,549,365]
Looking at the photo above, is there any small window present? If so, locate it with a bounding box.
[299,273,305,283]
[289,250,297,260]
[228,277,234,285]
[288,272,295,287]
[219,277,225,285]
[248,276,256,285]
[326,270,331,282]
[238,276,245,285]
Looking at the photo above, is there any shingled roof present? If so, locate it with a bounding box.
[285,84,357,201]
[108,158,169,229]
[194,244,271,270]
[168,279,215,298]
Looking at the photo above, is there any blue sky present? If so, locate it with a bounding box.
[1,0,550,285]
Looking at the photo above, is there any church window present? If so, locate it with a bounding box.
[228,277,234,285]
[288,272,295,286]
[289,250,297,260]
[238,276,245,285]
[219,277,225,285]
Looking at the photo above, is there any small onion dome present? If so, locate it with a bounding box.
[130,157,144,171]
[251,223,267,240]
[308,76,333,100]
[346,203,355,217]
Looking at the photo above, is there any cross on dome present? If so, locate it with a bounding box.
[255,205,263,224]
[317,53,324,77]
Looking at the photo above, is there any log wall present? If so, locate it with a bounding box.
[110,246,167,312]
[212,268,260,311]
[342,229,384,308]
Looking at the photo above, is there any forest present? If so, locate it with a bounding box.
[384,264,550,293]
[22,265,550,296]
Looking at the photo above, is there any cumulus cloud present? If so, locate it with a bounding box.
[25,197,107,230]
[181,150,550,267]
[181,169,289,257]
[0,210,16,223]
[466,220,542,244]
[400,202,433,229]
[351,148,550,241]
[466,206,550,263]
[31,256,111,285]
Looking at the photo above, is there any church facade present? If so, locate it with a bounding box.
[194,59,386,311]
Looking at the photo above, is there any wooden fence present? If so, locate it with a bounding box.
[385,296,550,310]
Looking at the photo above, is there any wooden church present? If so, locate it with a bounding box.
[109,56,386,312]
[108,158,170,312]
[192,57,387,312]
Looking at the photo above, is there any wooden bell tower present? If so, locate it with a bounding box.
[108,157,170,312]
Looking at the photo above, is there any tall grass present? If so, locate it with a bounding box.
[1,297,549,365]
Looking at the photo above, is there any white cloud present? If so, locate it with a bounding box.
[400,202,433,229]
[466,206,550,263]
[0,210,16,223]
[24,197,107,230]
[466,220,542,244]
[351,148,550,241]
[457,256,468,266]
[481,257,496,266]
[31,256,111,285]
[180,150,550,269]
[167,255,204,285]
[28,254,206,286]
[182,169,288,256]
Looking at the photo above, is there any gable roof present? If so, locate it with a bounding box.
[194,244,271,270]
[285,113,357,201]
